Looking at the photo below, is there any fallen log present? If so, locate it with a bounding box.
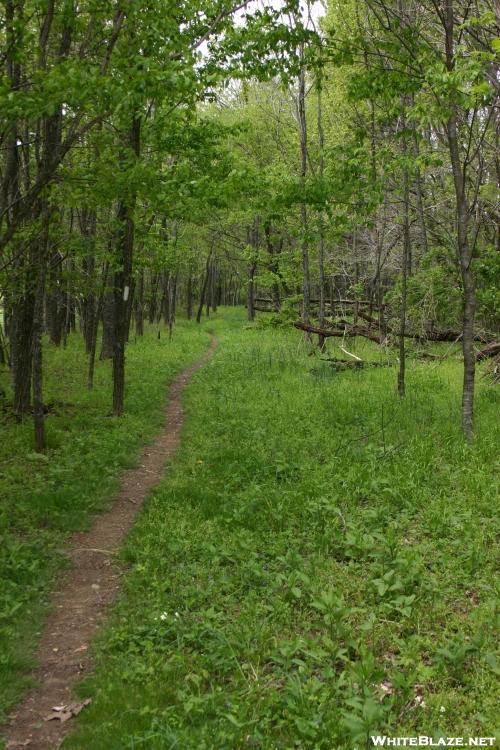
[475,341,500,362]
[255,297,387,311]
[357,310,380,325]
[294,320,495,346]
[310,298,385,307]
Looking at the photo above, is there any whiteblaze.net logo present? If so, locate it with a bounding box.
[370,738,496,747]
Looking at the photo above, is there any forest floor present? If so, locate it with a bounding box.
[0,322,211,734]
[1,309,499,749]
[2,334,217,750]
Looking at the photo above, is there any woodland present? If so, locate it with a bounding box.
[0,0,499,748]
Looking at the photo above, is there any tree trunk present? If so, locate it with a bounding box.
[398,95,410,397]
[196,251,212,323]
[168,272,177,339]
[444,1,476,440]
[247,261,256,322]
[148,272,159,324]
[32,201,50,451]
[46,251,65,346]
[161,271,170,325]
[88,263,109,390]
[125,279,136,342]
[100,291,115,359]
[112,117,140,416]
[11,288,34,415]
[205,264,212,318]
[316,75,326,352]
[298,56,311,338]
[398,173,410,397]
[186,274,193,320]
[81,210,97,353]
[135,267,144,335]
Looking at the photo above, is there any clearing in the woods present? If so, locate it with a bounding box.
[1,309,498,749]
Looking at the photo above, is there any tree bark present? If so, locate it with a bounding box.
[196,251,212,323]
[444,0,476,440]
[100,291,115,359]
[298,55,311,338]
[46,251,65,346]
[81,209,97,353]
[135,267,144,335]
[398,99,410,397]
[247,261,256,322]
[32,201,50,451]
[11,284,34,415]
[88,263,109,390]
[186,274,193,320]
[112,116,140,416]
[316,75,326,352]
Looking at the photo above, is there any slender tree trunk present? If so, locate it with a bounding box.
[148,272,159,324]
[186,274,193,320]
[100,291,115,359]
[444,1,475,439]
[11,284,35,415]
[298,55,311,338]
[210,263,217,313]
[112,201,132,415]
[411,125,428,269]
[46,251,65,346]
[135,267,144,335]
[112,116,140,416]
[353,236,360,325]
[81,210,97,353]
[205,264,212,317]
[88,263,109,390]
[196,251,212,323]
[247,262,256,322]
[32,201,50,451]
[4,1,32,415]
[62,273,71,349]
[316,76,326,351]
[168,272,177,339]
[125,279,135,342]
[161,271,170,325]
[398,127,410,397]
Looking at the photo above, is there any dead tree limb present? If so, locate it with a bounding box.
[476,341,500,361]
[294,321,495,346]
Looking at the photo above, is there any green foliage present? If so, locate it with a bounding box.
[476,246,500,325]
[60,310,499,750]
[0,322,209,723]
[385,254,462,332]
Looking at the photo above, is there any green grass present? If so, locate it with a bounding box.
[57,308,499,749]
[0,321,210,724]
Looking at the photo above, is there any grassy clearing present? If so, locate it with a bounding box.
[62,308,499,749]
[0,322,210,724]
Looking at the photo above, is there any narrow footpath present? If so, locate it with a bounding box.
[3,336,217,750]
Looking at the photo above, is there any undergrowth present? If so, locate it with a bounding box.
[0,322,210,725]
[62,309,499,749]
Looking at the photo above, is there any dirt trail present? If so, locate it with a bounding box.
[3,336,217,750]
